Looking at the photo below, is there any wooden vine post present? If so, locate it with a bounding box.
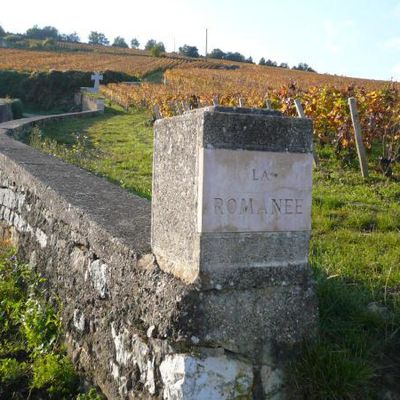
[265,99,272,110]
[153,105,162,120]
[348,97,369,178]
[294,99,319,167]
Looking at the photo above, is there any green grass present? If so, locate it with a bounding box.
[142,68,165,83]
[27,106,400,399]
[289,148,400,399]
[0,244,104,399]
[31,103,154,198]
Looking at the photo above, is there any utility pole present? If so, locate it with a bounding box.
[205,28,208,60]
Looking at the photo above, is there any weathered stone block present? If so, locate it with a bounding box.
[152,107,318,397]
[152,107,314,286]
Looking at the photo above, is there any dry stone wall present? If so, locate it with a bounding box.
[0,107,318,399]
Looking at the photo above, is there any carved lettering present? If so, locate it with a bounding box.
[240,198,254,214]
[213,197,304,217]
[227,198,237,214]
[252,169,259,181]
[214,198,223,215]
[252,168,278,181]
[271,199,282,215]
[295,199,303,214]
[284,199,293,214]
[202,150,312,232]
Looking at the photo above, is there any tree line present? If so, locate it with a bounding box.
[0,24,316,71]
[258,57,316,72]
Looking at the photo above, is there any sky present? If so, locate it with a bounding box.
[1,0,400,81]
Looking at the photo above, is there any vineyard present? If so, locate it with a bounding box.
[0,48,225,77]
[0,48,185,77]
[101,68,400,157]
[0,46,396,86]
[1,44,400,158]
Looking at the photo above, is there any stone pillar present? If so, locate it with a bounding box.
[0,101,13,123]
[152,107,318,398]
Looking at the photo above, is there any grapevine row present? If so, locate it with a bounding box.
[101,68,400,153]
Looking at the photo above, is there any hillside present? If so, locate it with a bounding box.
[1,42,399,157]
[0,45,395,89]
[0,42,244,78]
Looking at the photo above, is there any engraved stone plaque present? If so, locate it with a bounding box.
[198,149,313,233]
[152,106,314,282]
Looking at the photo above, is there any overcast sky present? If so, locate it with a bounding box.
[2,0,400,81]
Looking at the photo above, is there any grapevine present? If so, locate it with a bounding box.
[101,68,400,154]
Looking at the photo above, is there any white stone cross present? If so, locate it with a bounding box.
[91,72,103,93]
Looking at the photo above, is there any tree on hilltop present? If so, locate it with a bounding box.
[60,32,80,42]
[224,52,245,62]
[25,25,59,40]
[145,39,156,50]
[208,48,249,63]
[292,62,316,72]
[266,59,277,67]
[88,31,109,46]
[150,44,165,57]
[112,36,128,48]
[0,26,5,37]
[259,58,289,68]
[145,39,165,52]
[157,42,165,52]
[209,48,226,59]
[130,38,140,49]
[179,44,199,58]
